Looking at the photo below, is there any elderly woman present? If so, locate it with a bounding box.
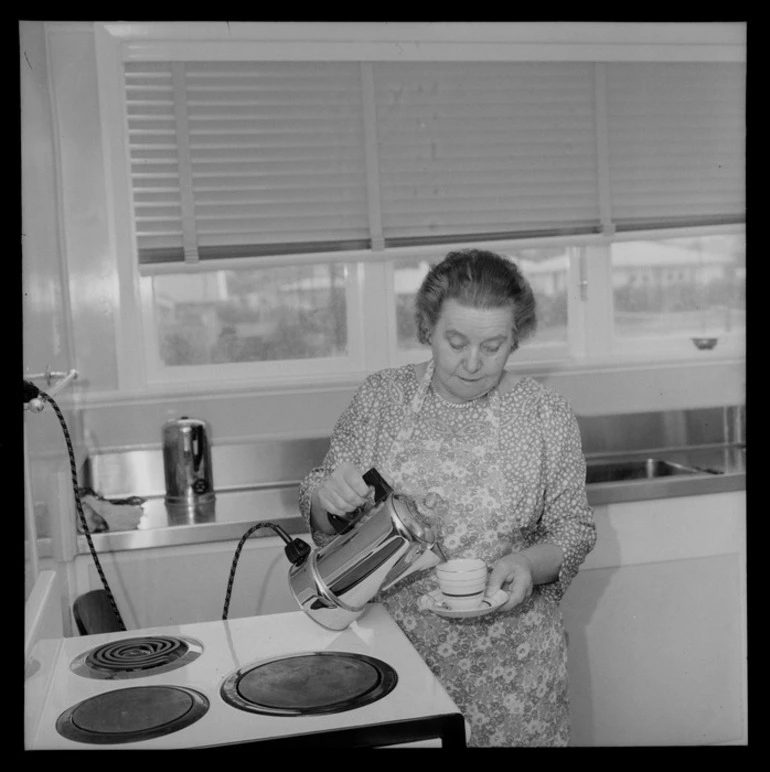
[299,248,596,747]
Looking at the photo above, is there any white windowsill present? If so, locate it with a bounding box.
[65,347,744,410]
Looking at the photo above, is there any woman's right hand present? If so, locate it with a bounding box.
[312,462,372,521]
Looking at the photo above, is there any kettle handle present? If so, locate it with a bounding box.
[327,467,392,534]
[362,467,392,504]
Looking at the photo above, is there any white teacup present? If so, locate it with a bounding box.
[435,558,487,611]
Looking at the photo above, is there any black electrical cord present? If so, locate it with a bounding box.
[222,521,311,620]
[25,380,127,632]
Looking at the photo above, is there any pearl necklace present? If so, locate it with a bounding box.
[430,383,486,409]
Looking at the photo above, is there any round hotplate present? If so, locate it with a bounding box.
[71,635,203,680]
[55,685,209,745]
[220,651,398,716]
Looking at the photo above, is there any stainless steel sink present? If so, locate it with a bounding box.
[585,458,709,485]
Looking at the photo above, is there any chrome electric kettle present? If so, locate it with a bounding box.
[288,468,446,631]
[162,416,216,509]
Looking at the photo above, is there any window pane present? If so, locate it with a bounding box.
[151,264,349,366]
[611,234,745,339]
[393,248,570,351]
[515,248,570,345]
[393,259,429,351]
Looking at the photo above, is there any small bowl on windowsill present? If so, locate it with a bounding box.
[691,337,719,350]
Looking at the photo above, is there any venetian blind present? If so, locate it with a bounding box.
[123,59,745,266]
[124,61,370,265]
[373,62,601,245]
[604,62,746,231]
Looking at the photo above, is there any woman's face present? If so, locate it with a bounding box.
[430,299,516,403]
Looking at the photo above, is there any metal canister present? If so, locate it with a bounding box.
[162,417,216,509]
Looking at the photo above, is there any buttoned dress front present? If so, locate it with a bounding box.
[299,362,596,747]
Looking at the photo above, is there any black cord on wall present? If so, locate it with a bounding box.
[25,380,126,632]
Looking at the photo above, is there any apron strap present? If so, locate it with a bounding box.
[397,359,502,444]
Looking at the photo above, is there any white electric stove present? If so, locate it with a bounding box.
[25,603,466,749]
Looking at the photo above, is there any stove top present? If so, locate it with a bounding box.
[25,604,466,748]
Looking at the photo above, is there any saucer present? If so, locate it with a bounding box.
[418,589,509,619]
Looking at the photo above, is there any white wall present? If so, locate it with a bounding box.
[562,491,747,746]
[21,21,82,601]
[75,358,745,454]
[70,536,299,629]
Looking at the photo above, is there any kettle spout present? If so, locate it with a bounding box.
[380,545,442,592]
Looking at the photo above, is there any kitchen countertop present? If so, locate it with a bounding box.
[68,444,745,555]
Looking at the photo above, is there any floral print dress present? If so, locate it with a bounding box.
[299,362,596,747]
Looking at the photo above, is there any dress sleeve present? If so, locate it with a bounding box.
[530,393,597,605]
[298,373,384,547]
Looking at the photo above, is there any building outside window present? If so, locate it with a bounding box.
[611,234,745,340]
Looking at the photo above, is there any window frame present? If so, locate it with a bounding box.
[93,22,746,396]
[138,261,370,387]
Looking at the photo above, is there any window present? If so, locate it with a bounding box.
[611,233,746,342]
[93,23,745,390]
[148,264,349,367]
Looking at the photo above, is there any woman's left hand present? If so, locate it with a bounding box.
[486,552,535,612]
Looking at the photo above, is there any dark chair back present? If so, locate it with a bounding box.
[73,589,123,635]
